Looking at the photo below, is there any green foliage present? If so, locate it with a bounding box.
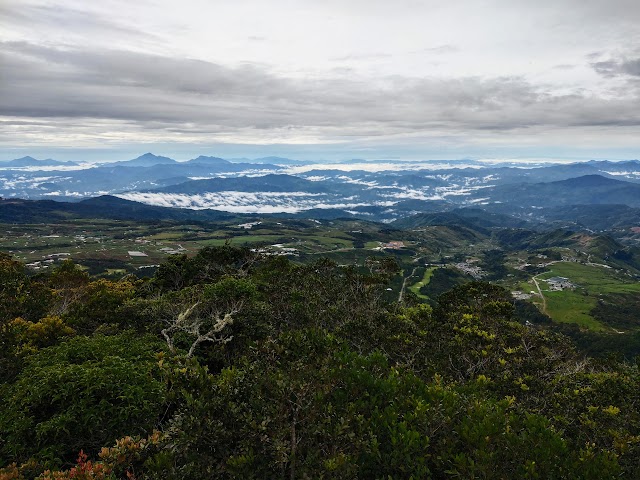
[0,334,168,468]
[154,330,618,479]
[418,267,472,303]
[591,293,640,330]
[0,254,52,323]
[47,261,90,290]
[0,253,30,323]
[0,254,54,382]
[546,366,640,476]
[557,322,640,360]
[133,276,261,364]
[253,257,394,334]
[45,261,90,318]
[151,245,256,292]
[9,316,75,351]
[1,246,639,478]
[513,298,553,325]
[63,279,137,334]
[480,248,509,280]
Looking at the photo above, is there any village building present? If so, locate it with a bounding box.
[381,241,405,249]
[545,276,575,291]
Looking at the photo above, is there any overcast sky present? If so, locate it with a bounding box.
[1,0,640,161]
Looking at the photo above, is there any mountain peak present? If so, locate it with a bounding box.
[135,152,162,160]
[556,174,625,187]
[109,153,177,167]
[6,156,76,166]
[252,156,307,165]
[187,155,230,165]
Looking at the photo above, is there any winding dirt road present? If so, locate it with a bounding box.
[532,273,547,314]
[399,266,419,303]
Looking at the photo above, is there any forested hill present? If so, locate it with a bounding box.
[0,196,237,223]
[1,247,639,479]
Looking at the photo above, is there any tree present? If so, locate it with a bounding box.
[158,277,258,358]
[0,254,52,382]
[0,334,168,468]
[153,329,619,479]
[46,260,90,316]
[151,245,257,292]
[63,278,137,334]
[0,253,51,323]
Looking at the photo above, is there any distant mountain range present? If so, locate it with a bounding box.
[477,175,640,208]
[2,154,640,232]
[151,174,331,194]
[184,155,230,166]
[105,153,178,167]
[1,156,78,167]
[1,153,307,169]
[102,153,306,168]
[393,208,530,231]
[249,156,310,165]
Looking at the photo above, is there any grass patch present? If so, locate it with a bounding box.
[105,268,127,275]
[197,235,283,246]
[145,232,184,240]
[518,281,535,293]
[540,262,640,295]
[535,262,640,331]
[408,266,436,300]
[544,290,603,330]
[306,235,353,248]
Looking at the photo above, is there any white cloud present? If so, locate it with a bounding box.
[115,190,396,213]
[1,0,640,160]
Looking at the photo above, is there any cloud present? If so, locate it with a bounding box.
[552,64,576,70]
[3,40,640,144]
[331,52,393,62]
[2,0,640,159]
[589,45,640,78]
[0,1,160,46]
[418,45,459,55]
[115,191,396,213]
[592,57,640,77]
